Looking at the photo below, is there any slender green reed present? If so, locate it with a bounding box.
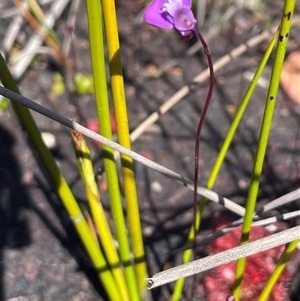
[71,130,129,300]
[233,0,296,299]
[101,0,147,297]
[0,53,120,300]
[85,1,139,300]
[172,29,279,301]
[257,239,300,301]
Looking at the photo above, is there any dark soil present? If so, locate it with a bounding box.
[1,0,300,300]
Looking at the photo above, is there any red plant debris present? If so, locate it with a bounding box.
[204,222,294,301]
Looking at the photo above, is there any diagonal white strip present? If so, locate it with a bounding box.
[147,225,300,289]
[0,86,245,216]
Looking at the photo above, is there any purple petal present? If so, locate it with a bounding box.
[182,0,192,8]
[144,0,174,29]
[180,30,193,40]
[165,0,184,17]
[173,7,197,31]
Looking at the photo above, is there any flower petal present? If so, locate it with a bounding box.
[173,7,197,31]
[144,0,174,29]
[179,30,193,40]
[165,0,183,17]
[182,0,192,8]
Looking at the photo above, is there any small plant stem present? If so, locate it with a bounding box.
[172,200,206,300]
[205,29,278,191]
[192,28,214,255]
[130,28,274,143]
[181,27,214,300]
[85,1,139,300]
[233,0,296,299]
[71,131,129,300]
[101,0,146,298]
[172,28,279,301]
[257,239,300,301]
[0,54,119,300]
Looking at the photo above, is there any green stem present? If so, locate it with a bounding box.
[257,239,300,301]
[172,27,279,301]
[101,0,146,298]
[85,1,139,300]
[233,1,296,299]
[71,130,129,300]
[0,54,119,301]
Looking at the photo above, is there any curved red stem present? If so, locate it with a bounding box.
[192,28,214,259]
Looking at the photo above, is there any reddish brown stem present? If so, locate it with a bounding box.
[192,28,214,259]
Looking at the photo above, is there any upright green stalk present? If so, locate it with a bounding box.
[71,130,129,300]
[257,239,300,301]
[172,29,279,301]
[0,54,119,301]
[101,0,147,297]
[205,30,279,191]
[233,1,296,299]
[85,1,139,300]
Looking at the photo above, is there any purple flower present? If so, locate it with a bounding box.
[144,0,197,39]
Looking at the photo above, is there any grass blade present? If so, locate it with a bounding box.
[71,130,129,300]
[85,1,139,299]
[233,1,297,299]
[257,239,300,301]
[101,0,147,297]
[0,53,120,301]
[172,26,279,301]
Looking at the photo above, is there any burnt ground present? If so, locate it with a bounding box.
[0,0,300,300]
